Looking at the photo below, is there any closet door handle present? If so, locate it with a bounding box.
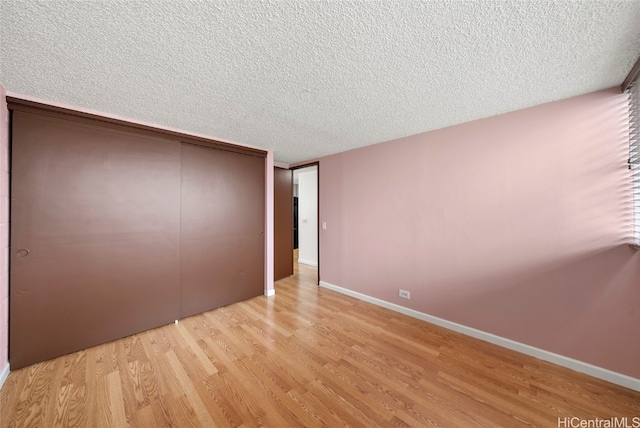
[16,249,30,257]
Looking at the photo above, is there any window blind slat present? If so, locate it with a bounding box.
[629,82,640,246]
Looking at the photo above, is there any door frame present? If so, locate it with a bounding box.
[291,162,320,284]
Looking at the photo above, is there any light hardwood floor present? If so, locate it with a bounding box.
[1,256,639,427]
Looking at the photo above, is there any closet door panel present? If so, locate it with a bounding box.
[10,111,181,369]
[180,144,265,318]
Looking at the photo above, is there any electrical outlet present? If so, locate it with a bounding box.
[399,289,410,299]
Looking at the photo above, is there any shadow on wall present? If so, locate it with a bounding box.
[409,112,637,375]
[319,88,639,378]
[434,244,640,376]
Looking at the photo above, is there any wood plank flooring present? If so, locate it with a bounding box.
[1,257,639,427]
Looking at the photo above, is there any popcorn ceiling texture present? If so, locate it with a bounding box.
[1,1,639,163]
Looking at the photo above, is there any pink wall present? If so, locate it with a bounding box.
[0,84,9,383]
[265,151,275,295]
[319,88,640,378]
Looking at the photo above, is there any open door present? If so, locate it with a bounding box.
[274,167,293,280]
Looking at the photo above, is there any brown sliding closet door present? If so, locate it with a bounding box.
[180,144,265,318]
[10,111,182,369]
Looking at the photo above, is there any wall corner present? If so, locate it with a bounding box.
[0,82,10,387]
[265,150,275,296]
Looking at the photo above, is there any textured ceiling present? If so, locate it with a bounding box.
[1,1,639,163]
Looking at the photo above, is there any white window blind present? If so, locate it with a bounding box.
[629,82,639,247]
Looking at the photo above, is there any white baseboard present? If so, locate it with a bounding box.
[265,289,276,297]
[298,258,318,267]
[319,281,640,392]
[0,363,9,390]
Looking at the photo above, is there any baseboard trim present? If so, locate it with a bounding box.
[265,289,276,297]
[0,363,9,390]
[298,259,318,267]
[319,281,640,392]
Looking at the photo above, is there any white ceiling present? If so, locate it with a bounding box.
[1,1,639,164]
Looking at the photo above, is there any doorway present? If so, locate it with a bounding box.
[293,164,319,283]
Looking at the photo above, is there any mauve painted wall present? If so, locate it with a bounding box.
[0,84,8,378]
[319,88,640,378]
